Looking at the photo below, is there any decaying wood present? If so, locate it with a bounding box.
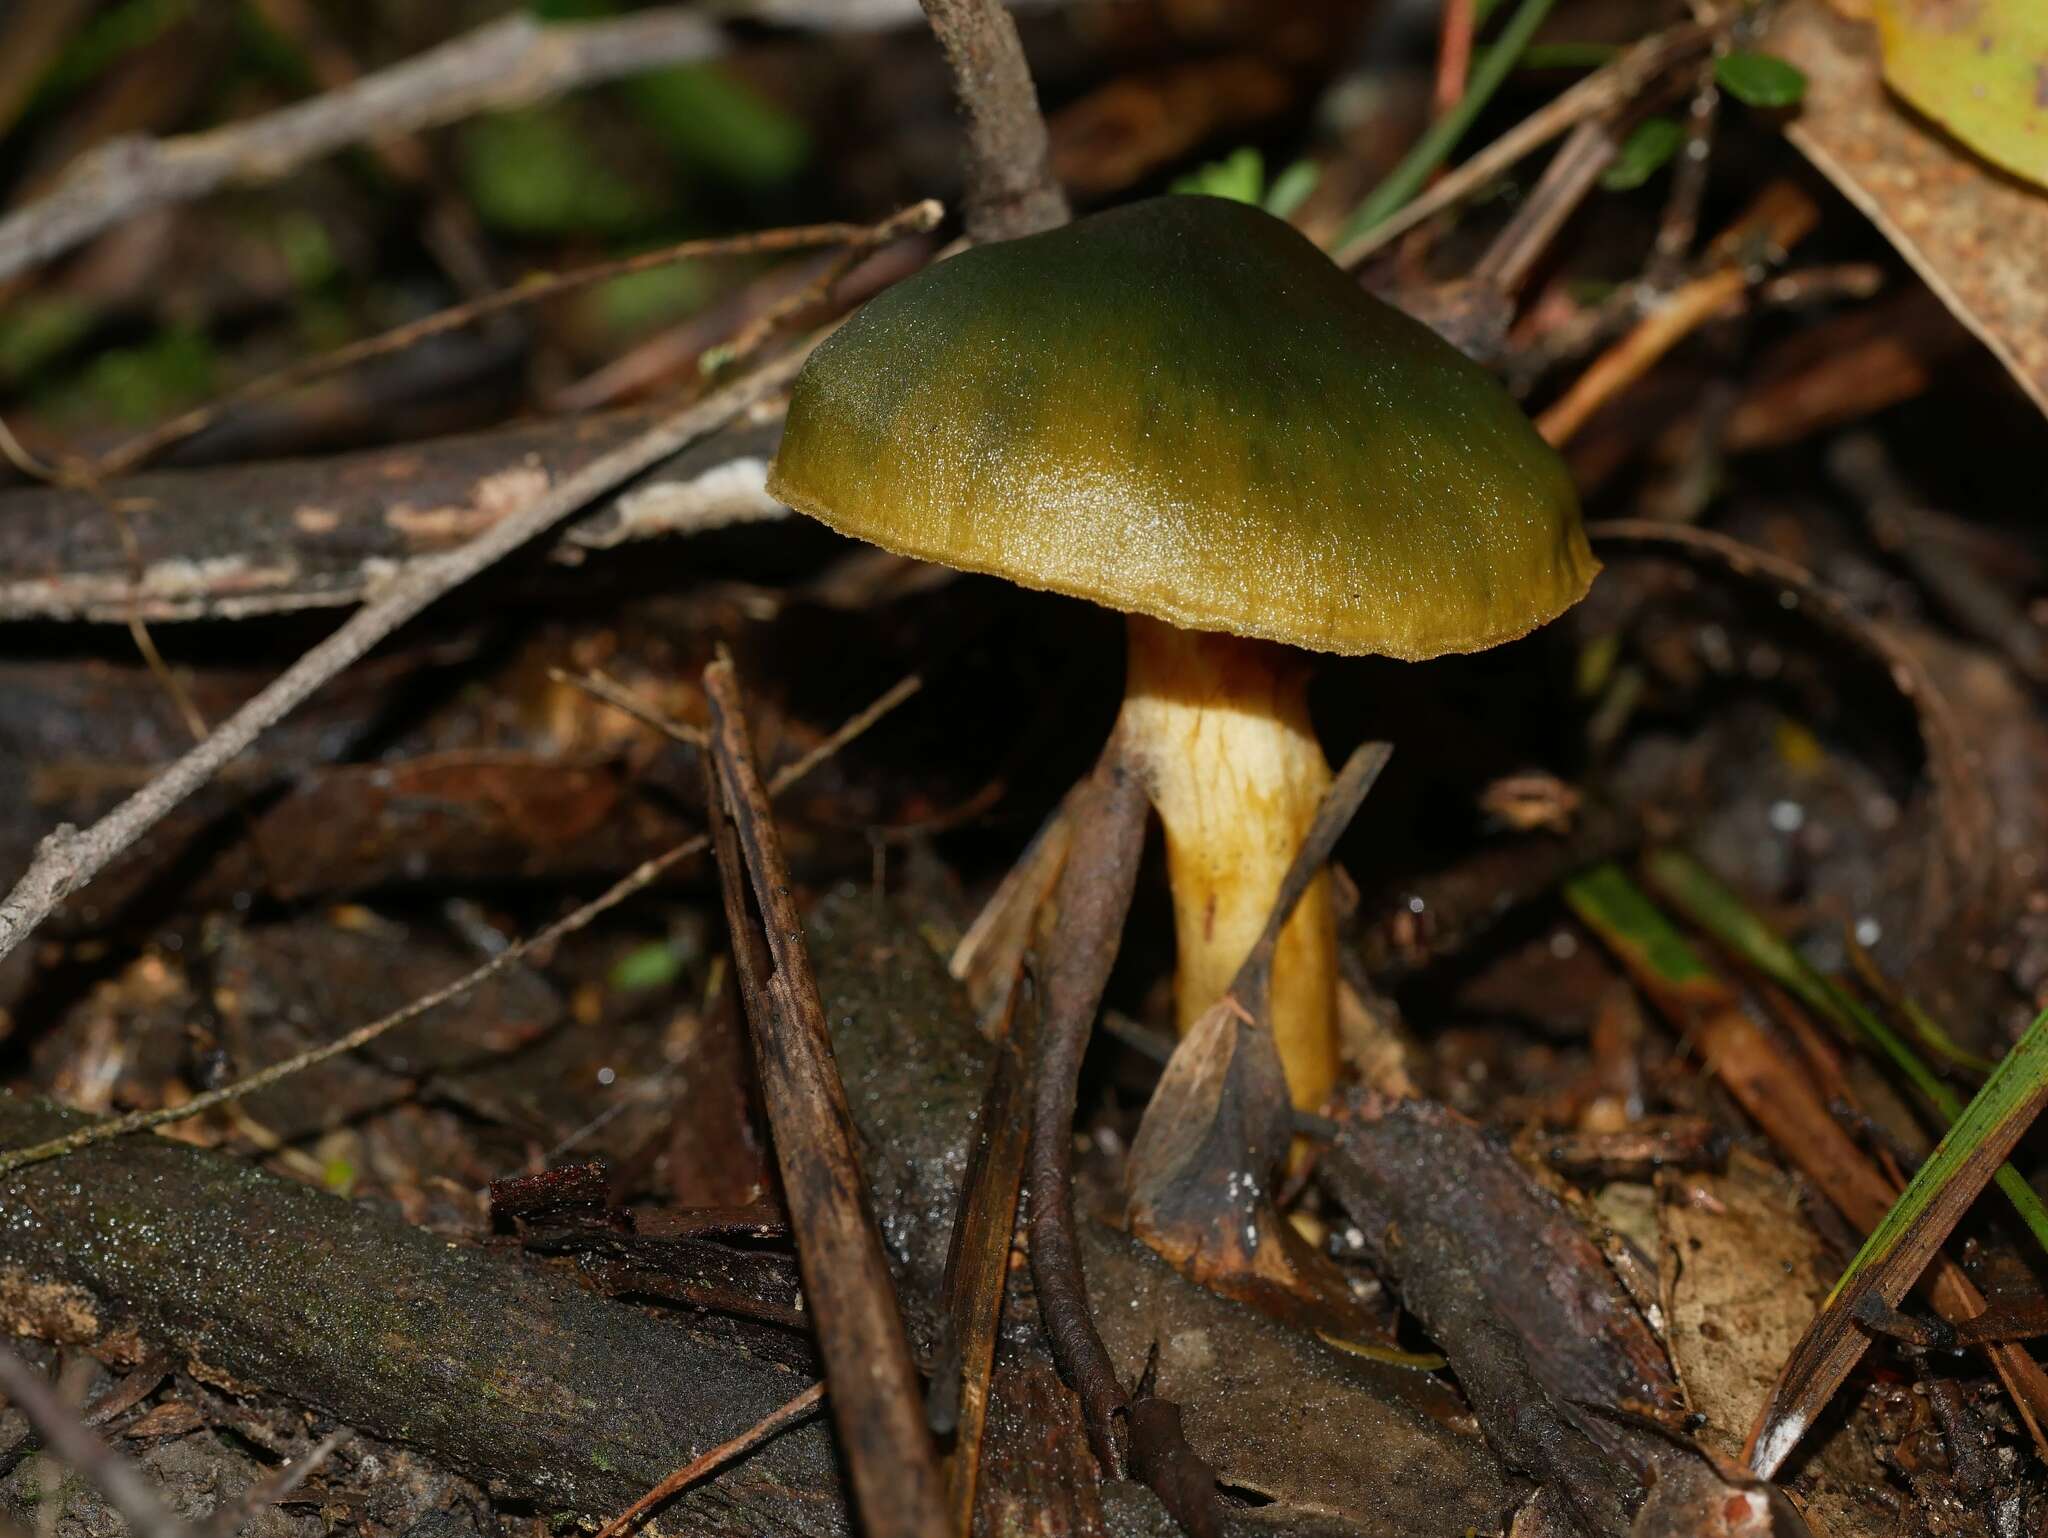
[702,658,949,1538]
[0,350,805,975]
[0,1096,844,1532]
[0,9,723,287]
[0,408,786,624]
[1321,1096,1686,1538]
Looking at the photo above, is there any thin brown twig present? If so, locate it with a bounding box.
[1536,266,1747,445]
[1535,181,1818,444]
[917,0,1069,241]
[547,667,708,749]
[1646,54,1720,289]
[702,655,949,1538]
[200,1430,347,1538]
[0,343,810,970]
[589,1380,825,1538]
[0,8,725,287]
[1027,740,1150,1474]
[91,203,941,480]
[0,1350,186,1538]
[0,672,920,1179]
[1334,21,1711,267]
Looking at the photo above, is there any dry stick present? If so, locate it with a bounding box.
[590,1380,826,1538]
[0,8,723,286]
[0,672,921,1178]
[1645,54,1720,291]
[1588,519,1992,949]
[1027,741,1151,1475]
[200,1430,346,1538]
[1227,743,1394,1018]
[1334,21,1711,268]
[917,0,1070,242]
[0,346,805,971]
[702,657,950,1538]
[1535,266,1747,445]
[1469,114,1623,297]
[94,202,942,480]
[547,666,710,749]
[0,1349,187,1538]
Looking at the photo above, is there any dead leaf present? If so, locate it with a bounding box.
[1768,0,2048,416]
[1871,0,2048,190]
[1658,1157,1923,1538]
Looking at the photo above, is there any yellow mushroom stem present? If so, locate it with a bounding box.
[1117,614,1338,1112]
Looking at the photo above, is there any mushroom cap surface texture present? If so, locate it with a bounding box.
[768,194,1596,660]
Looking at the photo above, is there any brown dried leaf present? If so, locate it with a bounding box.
[1768,0,2048,416]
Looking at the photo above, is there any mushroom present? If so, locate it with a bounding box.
[768,194,1594,1111]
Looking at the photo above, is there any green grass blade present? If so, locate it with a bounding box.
[1336,0,1558,246]
[1645,848,2048,1258]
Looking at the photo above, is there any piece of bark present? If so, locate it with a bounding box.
[1320,1096,1685,1538]
[0,1095,844,1533]
[0,410,786,623]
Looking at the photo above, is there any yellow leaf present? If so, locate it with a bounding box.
[1872,0,2048,189]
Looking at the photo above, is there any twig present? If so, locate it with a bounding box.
[547,667,709,749]
[0,9,725,286]
[92,203,941,480]
[1027,741,1150,1474]
[0,346,807,970]
[0,1349,187,1538]
[589,1381,825,1538]
[702,656,949,1538]
[1645,55,1720,289]
[1334,22,1710,267]
[1829,434,2048,684]
[0,673,920,1177]
[1535,266,1746,445]
[201,1430,346,1538]
[244,0,497,299]
[1536,180,1817,444]
[917,0,1069,241]
[1468,114,1622,297]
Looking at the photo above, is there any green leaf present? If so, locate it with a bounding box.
[1600,116,1685,191]
[609,940,686,994]
[458,107,664,236]
[625,65,810,187]
[1714,50,1807,109]
[1172,146,1266,206]
[1262,159,1321,219]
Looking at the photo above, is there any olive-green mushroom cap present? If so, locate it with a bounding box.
[768,195,1596,660]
